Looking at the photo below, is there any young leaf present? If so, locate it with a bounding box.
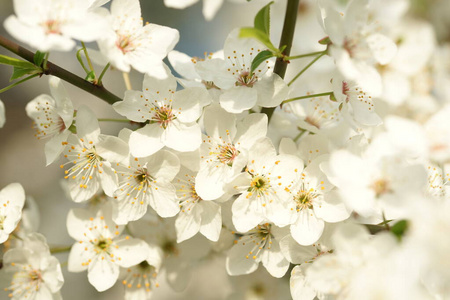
[0,54,37,69]
[251,50,274,73]
[85,71,96,82]
[254,1,274,36]
[391,220,409,241]
[33,51,46,67]
[239,27,278,53]
[10,67,41,81]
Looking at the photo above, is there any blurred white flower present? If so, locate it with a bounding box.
[4,0,108,51]
[3,233,64,300]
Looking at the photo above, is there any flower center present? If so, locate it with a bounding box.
[236,71,257,87]
[116,35,135,54]
[248,175,270,193]
[44,20,61,34]
[95,238,112,252]
[372,179,391,197]
[151,105,176,129]
[294,190,315,211]
[217,144,239,166]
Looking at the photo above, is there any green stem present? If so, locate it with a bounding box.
[50,246,72,254]
[76,48,90,74]
[288,52,326,86]
[282,92,333,105]
[0,73,39,94]
[293,128,306,142]
[284,50,326,60]
[81,42,96,79]
[98,118,131,123]
[0,35,121,104]
[260,0,300,121]
[382,212,391,230]
[97,63,110,85]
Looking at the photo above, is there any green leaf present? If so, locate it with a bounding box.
[33,51,46,67]
[254,1,274,36]
[85,71,96,82]
[251,50,275,73]
[240,27,278,53]
[0,54,37,69]
[391,220,409,240]
[10,67,41,81]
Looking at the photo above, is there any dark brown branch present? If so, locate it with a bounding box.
[0,35,121,105]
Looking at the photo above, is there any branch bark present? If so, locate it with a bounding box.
[260,0,300,121]
[0,35,121,105]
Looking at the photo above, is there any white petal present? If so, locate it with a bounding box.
[261,239,289,278]
[129,124,164,157]
[202,0,224,21]
[314,190,351,223]
[220,86,257,113]
[175,204,201,243]
[173,87,211,123]
[88,254,120,291]
[366,33,397,65]
[256,74,289,108]
[45,131,71,166]
[203,104,237,140]
[290,265,317,300]
[163,122,202,152]
[290,210,324,246]
[226,240,259,276]
[112,238,149,267]
[76,105,100,144]
[149,183,179,217]
[199,201,222,241]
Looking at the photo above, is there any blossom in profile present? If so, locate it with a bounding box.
[98,0,179,79]
[4,0,108,51]
[0,183,25,244]
[3,233,64,300]
[26,77,74,165]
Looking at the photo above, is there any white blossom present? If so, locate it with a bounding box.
[61,105,128,203]
[98,0,179,78]
[67,205,149,292]
[113,67,211,157]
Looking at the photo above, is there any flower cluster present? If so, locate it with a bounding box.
[1,0,450,299]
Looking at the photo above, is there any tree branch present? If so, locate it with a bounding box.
[0,35,121,105]
[260,0,300,121]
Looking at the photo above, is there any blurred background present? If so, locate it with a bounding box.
[0,0,449,299]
